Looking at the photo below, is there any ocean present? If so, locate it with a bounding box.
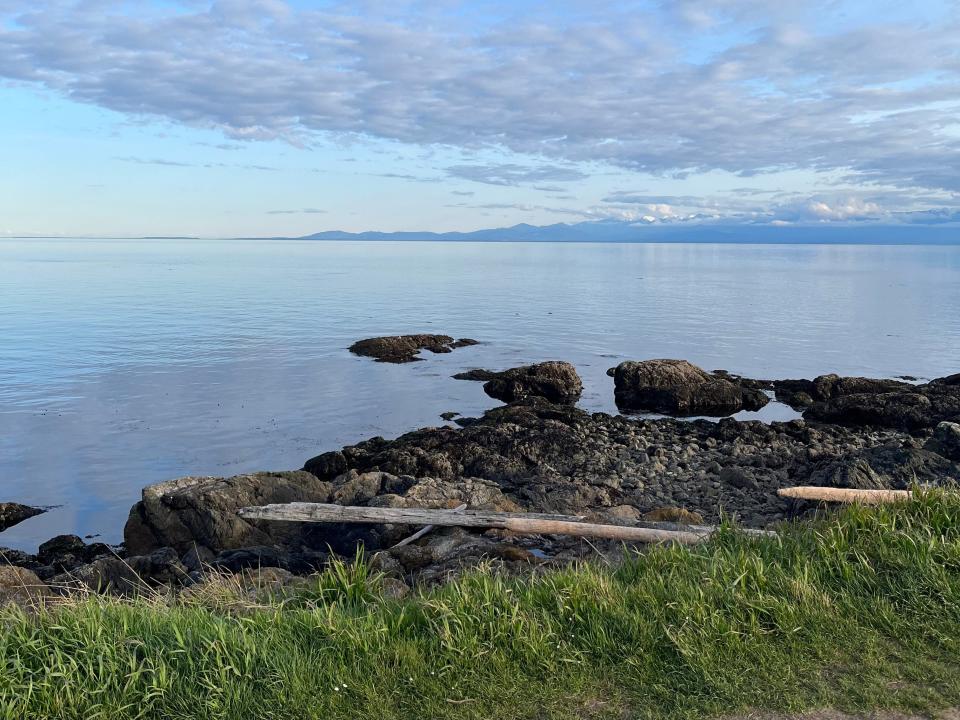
[2,238,959,549]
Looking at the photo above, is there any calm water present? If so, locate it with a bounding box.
[2,239,959,550]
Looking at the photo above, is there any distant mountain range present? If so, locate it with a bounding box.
[286,219,960,244]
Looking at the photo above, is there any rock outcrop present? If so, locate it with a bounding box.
[123,471,334,556]
[0,503,44,532]
[772,374,911,410]
[804,374,960,431]
[349,334,478,363]
[304,400,922,528]
[454,361,583,405]
[609,359,769,416]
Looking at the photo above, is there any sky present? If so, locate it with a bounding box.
[1,0,959,238]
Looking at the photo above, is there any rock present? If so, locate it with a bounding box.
[642,507,704,525]
[456,361,583,405]
[380,577,411,600]
[0,548,38,568]
[37,534,87,572]
[50,548,187,596]
[807,445,960,490]
[801,373,960,430]
[182,544,216,573]
[611,359,769,416]
[440,411,460,421]
[123,471,334,556]
[302,400,908,531]
[349,335,478,363]
[718,466,760,490]
[0,566,49,607]
[0,503,45,532]
[772,374,911,410]
[212,546,328,575]
[926,422,960,461]
[452,369,498,381]
[607,504,642,522]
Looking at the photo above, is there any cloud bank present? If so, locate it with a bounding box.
[2,0,959,224]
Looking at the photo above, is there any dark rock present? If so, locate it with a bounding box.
[804,375,960,431]
[456,361,583,405]
[123,471,334,556]
[718,466,760,490]
[50,547,187,596]
[0,503,45,532]
[0,548,38,568]
[213,547,328,575]
[182,544,216,572]
[773,374,911,410]
[924,422,960,461]
[611,359,769,416]
[298,401,908,529]
[37,534,87,572]
[349,334,478,363]
[452,369,498,381]
[440,411,460,421]
[807,445,960,490]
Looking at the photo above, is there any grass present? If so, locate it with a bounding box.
[2,492,960,720]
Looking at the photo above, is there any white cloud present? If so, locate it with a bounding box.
[0,0,958,212]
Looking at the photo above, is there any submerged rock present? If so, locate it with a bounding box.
[349,334,478,363]
[610,359,769,416]
[455,361,583,405]
[0,503,44,532]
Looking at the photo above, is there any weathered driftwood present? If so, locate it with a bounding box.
[238,503,774,544]
[777,486,912,504]
[390,503,468,549]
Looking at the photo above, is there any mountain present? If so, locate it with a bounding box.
[291,219,960,244]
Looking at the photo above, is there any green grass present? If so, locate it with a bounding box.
[3,492,960,720]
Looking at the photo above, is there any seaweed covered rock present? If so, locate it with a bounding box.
[804,373,960,431]
[0,503,44,532]
[454,361,583,405]
[610,359,769,416]
[349,334,478,363]
[772,374,911,410]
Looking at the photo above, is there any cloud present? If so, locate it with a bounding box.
[769,196,886,222]
[118,156,278,171]
[1,0,958,208]
[446,164,588,186]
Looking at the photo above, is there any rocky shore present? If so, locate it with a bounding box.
[3,350,959,603]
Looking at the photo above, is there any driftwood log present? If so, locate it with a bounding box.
[238,503,776,544]
[777,487,912,504]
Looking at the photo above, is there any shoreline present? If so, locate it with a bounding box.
[3,352,959,596]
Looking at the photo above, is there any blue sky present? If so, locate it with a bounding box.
[1,0,959,237]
